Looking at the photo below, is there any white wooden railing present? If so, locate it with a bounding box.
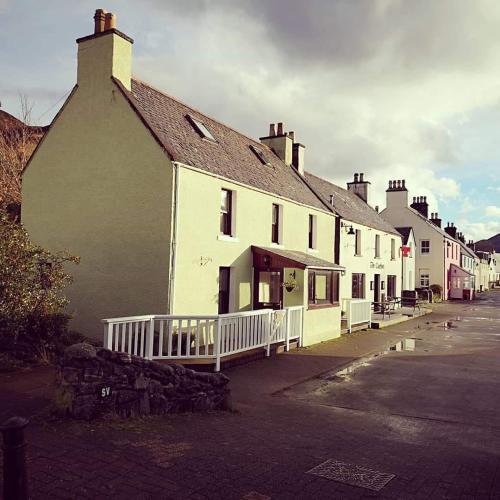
[102,306,304,371]
[342,299,371,333]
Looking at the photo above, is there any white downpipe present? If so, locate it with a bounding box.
[168,162,181,315]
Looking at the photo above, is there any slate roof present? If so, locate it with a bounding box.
[252,246,344,270]
[457,239,477,260]
[113,78,330,212]
[395,227,413,245]
[304,172,400,235]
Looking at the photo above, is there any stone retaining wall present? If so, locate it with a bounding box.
[55,343,230,419]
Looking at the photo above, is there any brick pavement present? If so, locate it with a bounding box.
[1,295,500,499]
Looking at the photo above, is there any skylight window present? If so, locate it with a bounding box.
[186,114,216,142]
[249,144,270,166]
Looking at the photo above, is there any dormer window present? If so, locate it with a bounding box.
[249,145,270,166]
[186,114,216,142]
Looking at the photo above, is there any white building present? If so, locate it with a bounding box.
[306,173,404,306]
[380,180,460,300]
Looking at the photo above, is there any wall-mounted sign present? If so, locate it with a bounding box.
[99,386,112,398]
[370,262,385,269]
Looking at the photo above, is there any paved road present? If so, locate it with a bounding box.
[1,292,500,499]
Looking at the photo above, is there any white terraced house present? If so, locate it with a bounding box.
[22,9,362,371]
[305,172,407,331]
[380,181,461,300]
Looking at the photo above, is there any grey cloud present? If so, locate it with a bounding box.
[143,0,500,75]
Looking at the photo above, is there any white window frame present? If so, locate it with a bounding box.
[271,203,284,246]
[420,270,430,287]
[375,234,381,258]
[308,214,317,251]
[355,229,362,256]
[217,189,238,242]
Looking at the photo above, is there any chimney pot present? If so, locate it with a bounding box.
[375,205,379,213]
[269,123,276,136]
[354,173,359,182]
[359,173,364,182]
[329,194,334,205]
[402,179,406,188]
[389,180,393,189]
[397,180,401,188]
[288,131,295,141]
[277,122,284,135]
[94,9,106,34]
[104,12,116,30]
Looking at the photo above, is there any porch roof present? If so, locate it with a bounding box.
[252,246,345,271]
[450,263,474,277]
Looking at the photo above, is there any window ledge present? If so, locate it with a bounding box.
[217,234,239,243]
[307,248,319,254]
[270,243,285,249]
[354,253,362,257]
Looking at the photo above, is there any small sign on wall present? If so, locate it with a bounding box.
[99,386,112,398]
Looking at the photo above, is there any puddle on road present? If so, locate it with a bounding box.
[319,338,420,384]
[389,338,416,351]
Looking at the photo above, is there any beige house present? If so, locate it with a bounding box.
[22,11,345,347]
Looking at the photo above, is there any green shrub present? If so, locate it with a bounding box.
[0,211,79,363]
[430,284,443,302]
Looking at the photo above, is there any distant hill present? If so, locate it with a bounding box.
[475,233,500,252]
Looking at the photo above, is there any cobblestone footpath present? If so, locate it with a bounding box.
[1,293,500,499]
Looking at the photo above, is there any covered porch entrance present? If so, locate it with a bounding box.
[252,245,345,313]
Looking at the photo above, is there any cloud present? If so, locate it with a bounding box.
[487,186,500,192]
[1,0,498,234]
[456,218,500,241]
[485,206,500,217]
[132,0,500,216]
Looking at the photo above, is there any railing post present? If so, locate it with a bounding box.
[299,306,304,347]
[146,317,155,360]
[104,322,113,350]
[1,416,29,500]
[266,310,272,357]
[285,308,291,352]
[215,318,221,372]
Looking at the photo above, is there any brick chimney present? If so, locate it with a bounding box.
[77,9,133,91]
[429,212,442,228]
[410,196,429,218]
[260,123,295,169]
[385,179,408,209]
[457,232,466,244]
[347,172,370,204]
[467,240,475,251]
[444,222,457,239]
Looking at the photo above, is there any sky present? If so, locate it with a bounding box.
[1,0,500,241]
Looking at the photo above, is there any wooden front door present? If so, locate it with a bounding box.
[254,269,283,310]
[218,267,231,314]
[374,273,381,303]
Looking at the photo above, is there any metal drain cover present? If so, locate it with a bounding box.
[306,459,395,491]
